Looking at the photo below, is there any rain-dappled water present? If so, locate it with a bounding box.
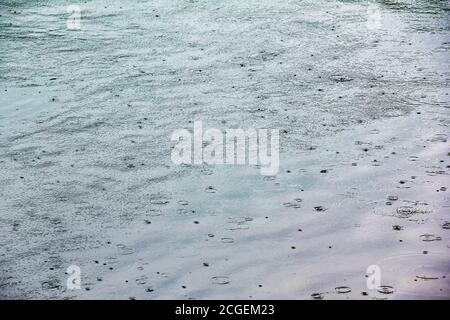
[0,0,449,299]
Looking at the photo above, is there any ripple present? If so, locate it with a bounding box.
[311,292,324,300]
[177,208,196,215]
[149,194,170,205]
[178,200,189,206]
[147,209,163,216]
[211,276,230,285]
[377,285,394,294]
[395,206,417,218]
[117,244,134,255]
[200,168,214,175]
[419,234,442,241]
[335,286,351,294]
[428,134,447,143]
[226,217,253,231]
[205,186,217,193]
[415,275,439,280]
[135,275,148,285]
[283,200,302,208]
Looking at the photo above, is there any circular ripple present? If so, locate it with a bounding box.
[149,198,170,205]
[415,275,439,280]
[116,244,134,255]
[177,208,196,215]
[211,276,230,285]
[419,234,442,242]
[395,206,416,218]
[283,202,302,208]
[335,286,351,294]
[205,186,217,193]
[311,293,324,300]
[377,285,394,294]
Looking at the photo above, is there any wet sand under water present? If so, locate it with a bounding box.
[0,0,449,299]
